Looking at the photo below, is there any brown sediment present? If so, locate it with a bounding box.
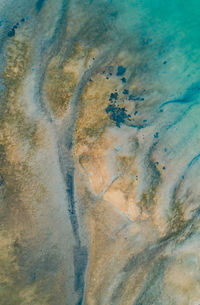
[0,38,34,222]
[2,3,200,304]
[100,151,139,218]
[75,67,120,151]
[0,35,70,304]
[45,60,77,117]
[44,43,99,118]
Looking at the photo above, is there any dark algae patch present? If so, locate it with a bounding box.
[106,103,131,127]
[8,29,15,37]
[154,132,159,139]
[123,89,129,95]
[116,65,126,76]
[7,18,29,38]
[109,92,118,101]
[121,77,126,83]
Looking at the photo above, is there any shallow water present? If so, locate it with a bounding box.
[1,1,200,304]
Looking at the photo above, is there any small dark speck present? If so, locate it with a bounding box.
[109,72,112,76]
[121,77,126,83]
[21,18,25,23]
[134,111,138,115]
[155,161,159,165]
[160,109,163,112]
[129,95,144,101]
[143,119,147,123]
[102,71,105,74]
[0,21,2,27]
[8,28,15,37]
[163,61,167,65]
[123,89,129,95]
[154,132,159,139]
[116,65,126,76]
[129,95,135,101]
[136,97,144,101]
[110,92,118,100]
[162,166,166,170]
[164,148,167,152]
[182,175,184,179]
[106,77,109,80]
[93,58,95,60]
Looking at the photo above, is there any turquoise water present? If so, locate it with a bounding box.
[115,0,200,94]
[107,0,200,207]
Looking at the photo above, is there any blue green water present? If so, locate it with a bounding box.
[107,0,200,205]
[115,0,200,94]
